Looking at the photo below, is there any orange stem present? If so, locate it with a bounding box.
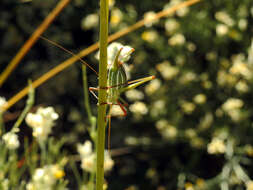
[0,0,71,87]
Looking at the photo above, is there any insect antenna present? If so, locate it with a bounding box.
[39,36,98,76]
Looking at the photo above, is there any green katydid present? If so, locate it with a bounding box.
[40,37,155,148]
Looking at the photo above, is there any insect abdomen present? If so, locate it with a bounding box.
[107,65,127,103]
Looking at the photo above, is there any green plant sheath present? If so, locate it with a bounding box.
[96,0,109,190]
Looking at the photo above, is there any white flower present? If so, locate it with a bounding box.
[207,138,226,154]
[77,141,114,173]
[0,97,6,113]
[81,13,99,30]
[25,107,59,142]
[141,30,158,43]
[95,42,134,68]
[2,131,20,149]
[180,101,195,114]
[229,54,252,79]
[77,140,92,157]
[145,78,161,95]
[193,94,207,104]
[125,89,144,101]
[168,33,185,46]
[216,24,228,36]
[129,101,148,115]
[222,98,244,112]
[156,61,179,80]
[215,11,234,26]
[26,165,64,190]
[165,19,180,34]
[238,19,248,31]
[143,11,158,27]
[110,8,123,27]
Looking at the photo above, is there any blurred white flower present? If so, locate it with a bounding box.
[77,140,92,157]
[110,8,123,27]
[198,112,213,130]
[150,100,166,118]
[222,98,244,112]
[238,19,248,31]
[222,98,244,122]
[216,24,228,36]
[26,165,64,190]
[77,140,114,173]
[129,101,148,115]
[165,19,180,34]
[215,11,234,26]
[141,30,158,43]
[179,71,197,84]
[145,78,161,95]
[230,54,252,80]
[143,11,158,27]
[155,119,178,139]
[156,61,179,80]
[2,131,20,150]
[235,80,249,93]
[207,138,226,154]
[25,107,59,142]
[95,42,134,69]
[125,89,144,101]
[0,97,6,113]
[193,94,207,104]
[180,101,195,114]
[81,13,99,30]
[168,33,185,46]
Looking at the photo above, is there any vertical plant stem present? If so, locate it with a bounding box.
[96,0,109,189]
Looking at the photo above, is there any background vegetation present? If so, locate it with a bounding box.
[1,0,253,189]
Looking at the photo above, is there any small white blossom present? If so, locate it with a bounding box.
[238,19,248,31]
[141,30,158,43]
[145,78,161,95]
[207,138,226,154]
[26,165,64,190]
[25,107,59,142]
[216,24,228,36]
[2,131,20,150]
[81,13,99,30]
[95,42,134,68]
[129,101,148,115]
[180,101,195,114]
[125,89,144,101]
[222,98,244,112]
[77,140,92,157]
[165,19,180,34]
[110,8,123,27]
[193,94,207,104]
[168,33,185,46]
[143,11,158,27]
[78,141,114,173]
[215,11,235,26]
[156,61,179,80]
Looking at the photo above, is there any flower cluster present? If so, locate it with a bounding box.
[26,165,65,190]
[25,107,59,142]
[77,140,114,173]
